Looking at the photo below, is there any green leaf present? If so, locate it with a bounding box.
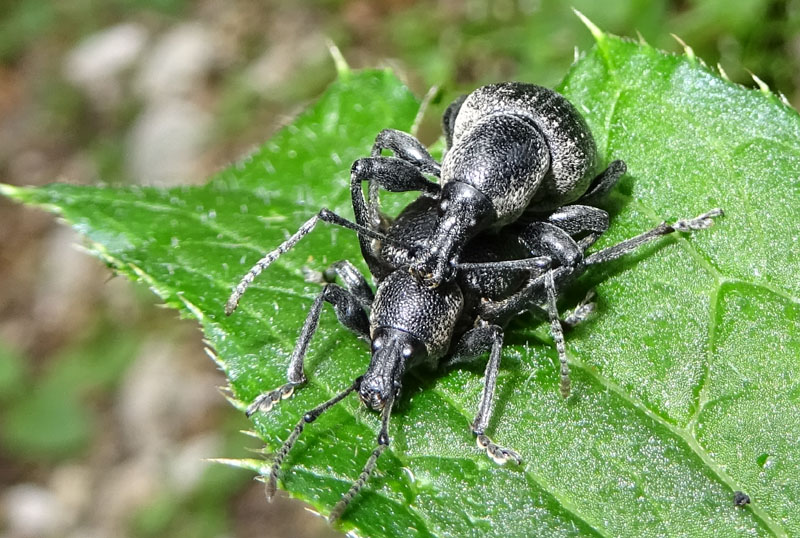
[3,31,799,536]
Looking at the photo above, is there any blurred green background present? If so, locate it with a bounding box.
[1,1,798,537]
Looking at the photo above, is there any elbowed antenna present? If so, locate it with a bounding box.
[225,208,412,315]
[264,377,361,500]
[328,391,395,523]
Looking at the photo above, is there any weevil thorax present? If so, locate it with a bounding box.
[449,82,598,212]
[362,270,463,410]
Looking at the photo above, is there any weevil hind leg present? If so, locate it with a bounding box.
[561,289,596,329]
[578,159,626,205]
[584,208,724,267]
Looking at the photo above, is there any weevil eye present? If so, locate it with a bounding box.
[401,345,413,358]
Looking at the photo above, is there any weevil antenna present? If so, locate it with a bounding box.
[328,392,395,523]
[264,377,361,500]
[225,209,412,315]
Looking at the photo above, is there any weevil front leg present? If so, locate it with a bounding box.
[246,263,372,417]
[370,128,441,177]
[445,324,522,465]
[354,128,441,240]
[350,155,440,279]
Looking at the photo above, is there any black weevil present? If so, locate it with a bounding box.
[225,82,723,522]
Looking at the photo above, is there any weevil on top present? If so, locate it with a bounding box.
[225,82,723,523]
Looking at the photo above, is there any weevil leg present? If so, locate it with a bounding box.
[469,199,607,267]
[442,94,467,151]
[546,204,610,250]
[445,324,522,465]
[350,160,437,280]
[456,255,551,273]
[460,206,605,276]
[517,220,584,270]
[561,289,596,329]
[584,208,724,266]
[363,129,441,232]
[246,281,370,417]
[466,268,576,399]
[459,261,591,330]
[351,157,441,197]
[370,128,441,177]
[545,270,572,398]
[480,208,724,324]
[524,205,605,329]
[578,159,626,205]
[321,260,375,310]
[457,218,583,292]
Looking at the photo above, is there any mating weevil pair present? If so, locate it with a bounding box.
[225,82,722,523]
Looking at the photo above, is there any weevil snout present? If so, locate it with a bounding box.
[358,371,401,411]
[410,181,496,286]
[360,328,424,410]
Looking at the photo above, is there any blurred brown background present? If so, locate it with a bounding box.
[1,1,798,537]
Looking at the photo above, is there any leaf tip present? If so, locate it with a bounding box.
[670,33,696,63]
[748,70,771,96]
[635,29,648,46]
[208,457,269,473]
[326,39,351,79]
[573,9,605,44]
[0,183,28,200]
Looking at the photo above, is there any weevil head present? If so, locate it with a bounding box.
[359,327,425,411]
